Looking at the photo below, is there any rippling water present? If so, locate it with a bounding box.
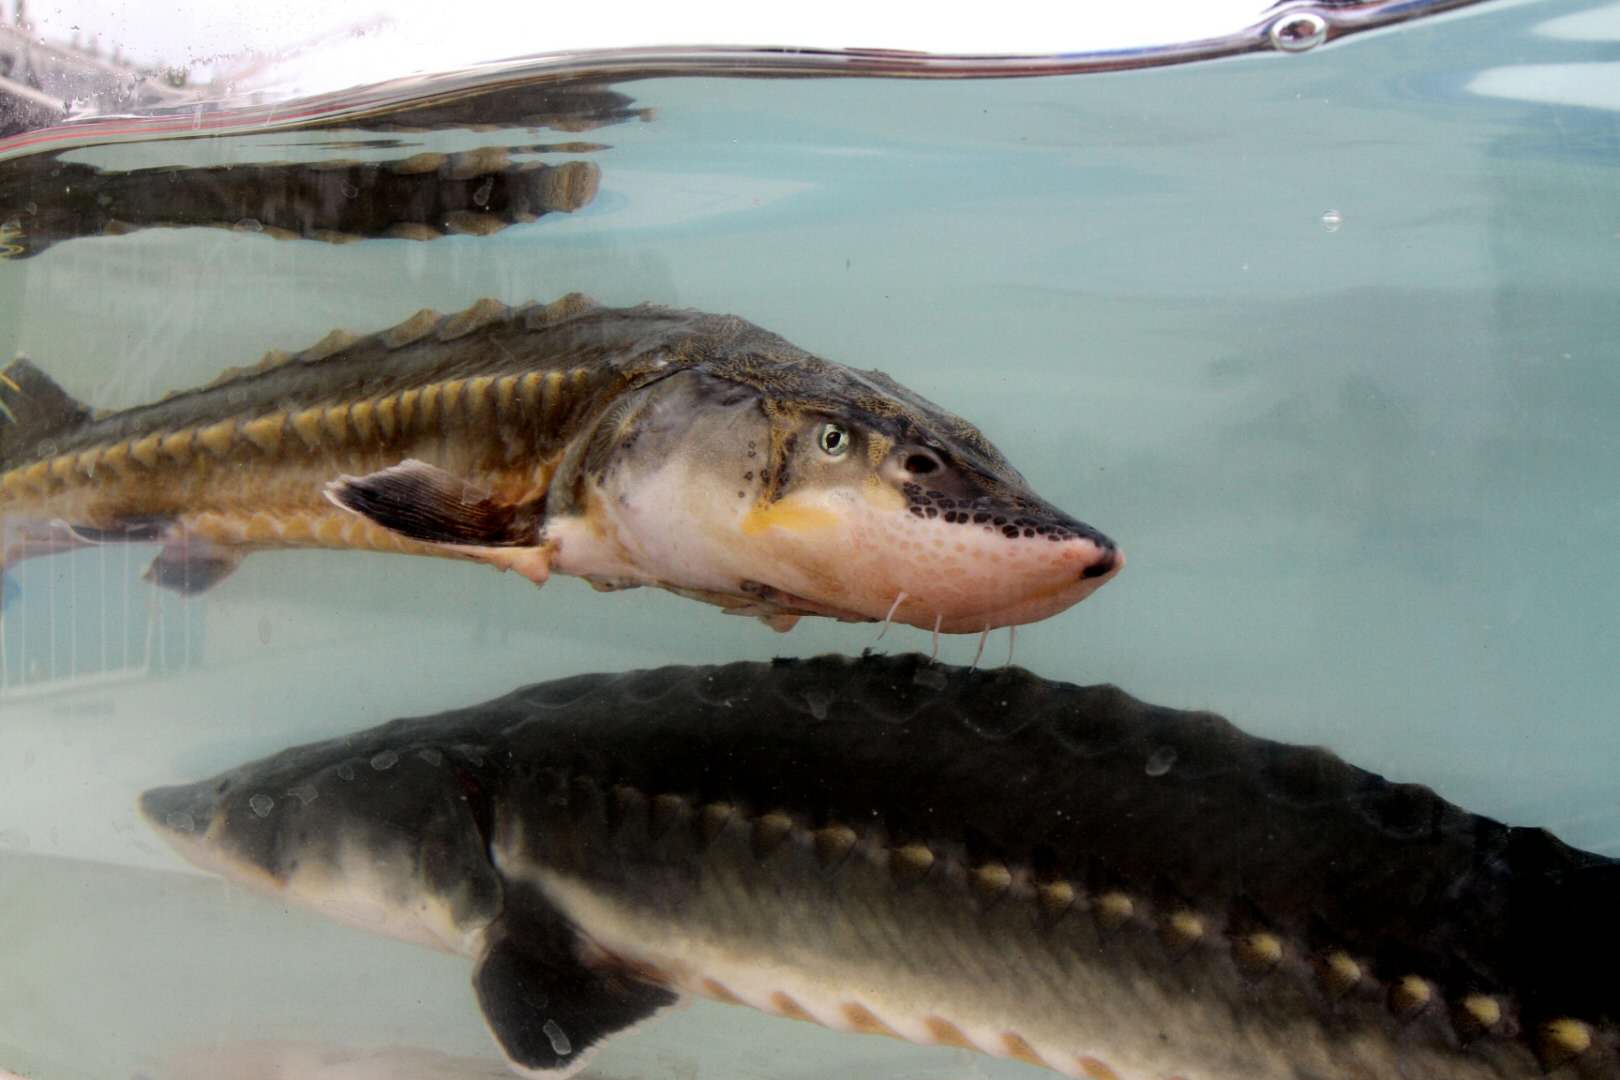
[1,0,1616,1075]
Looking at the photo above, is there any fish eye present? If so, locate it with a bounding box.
[817,422,850,458]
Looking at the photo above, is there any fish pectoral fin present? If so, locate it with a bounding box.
[325,458,547,557]
[143,541,244,595]
[473,915,679,1077]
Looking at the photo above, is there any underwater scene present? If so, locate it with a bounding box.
[1,0,1618,1077]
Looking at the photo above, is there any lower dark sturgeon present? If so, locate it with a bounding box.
[139,654,1618,1079]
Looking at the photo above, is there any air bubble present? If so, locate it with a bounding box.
[1321,209,1343,233]
[371,750,399,771]
[1144,748,1178,777]
[249,793,275,817]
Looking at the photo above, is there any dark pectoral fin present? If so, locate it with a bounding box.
[473,918,679,1077]
[325,460,544,548]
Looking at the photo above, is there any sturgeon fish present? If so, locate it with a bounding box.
[0,151,601,258]
[140,654,1618,1080]
[0,296,1120,632]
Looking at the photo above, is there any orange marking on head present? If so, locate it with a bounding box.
[741,498,840,537]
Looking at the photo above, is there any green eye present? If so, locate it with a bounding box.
[817,422,850,458]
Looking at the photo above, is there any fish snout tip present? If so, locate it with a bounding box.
[138,781,215,839]
[1080,541,1123,582]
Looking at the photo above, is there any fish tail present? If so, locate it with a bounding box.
[0,357,93,472]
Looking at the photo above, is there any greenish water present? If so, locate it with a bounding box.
[1,1,1616,1076]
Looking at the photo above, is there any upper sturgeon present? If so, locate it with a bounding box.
[0,150,601,258]
[140,653,1618,1079]
[0,295,1120,632]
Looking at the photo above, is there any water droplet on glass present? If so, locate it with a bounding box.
[803,689,832,720]
[418,748,444,767]
[542,1019,572,1056]
[233,217,262,233]
[340,181,359,199]
[249,793,275,817]
[164,810,195,833]
[286,783,318,806]
[472,176,495,207]
[370,750,399,771]
[1321,209,1343,233]
[336,762,356,781]
[913,665,949,691]
[1144,747,1178,777]
[257,615,272,645]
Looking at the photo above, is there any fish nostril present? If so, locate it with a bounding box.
[904,453,940,475]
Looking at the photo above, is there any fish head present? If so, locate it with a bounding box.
[743,384,1122,632]
[138,742,500,954]
[594,355,1121,633]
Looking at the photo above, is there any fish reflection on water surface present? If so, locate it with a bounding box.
[0,150,601,258]
[141,654,1618,1080]
[0,296,1119,634]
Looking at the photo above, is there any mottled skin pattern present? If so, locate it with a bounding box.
[0,295,1119,631]
[142,654,1619,1080]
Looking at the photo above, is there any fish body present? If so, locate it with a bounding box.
[0,296,1119,632]
[141,654,1619,1079]
[0,152,600,258]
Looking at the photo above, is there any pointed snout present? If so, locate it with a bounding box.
[1078,536,1123,582]
[1048,514,1123,585]
[139,781,219,840]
